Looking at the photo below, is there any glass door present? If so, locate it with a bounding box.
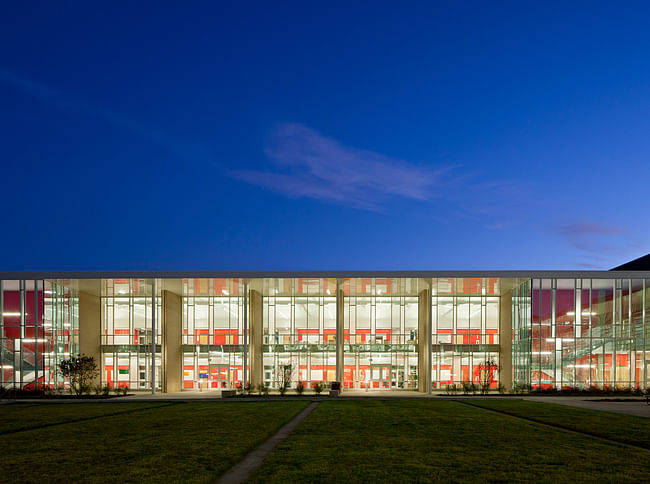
[370,364,390,389]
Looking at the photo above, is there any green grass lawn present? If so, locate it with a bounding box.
[468,399,650,449]
[0,401,308,483]
[0,402,168,434]
[249,400,650,483]
[3,399,650,483]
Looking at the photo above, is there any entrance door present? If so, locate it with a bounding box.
[370,365,390,389]
[211,365,229,389]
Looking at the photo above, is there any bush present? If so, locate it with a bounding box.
[262,382,270,397]
[498,383,506,394]
[296,381,305,395]
[314,382,323,395]
[462,381,472,395]
[113,386,122,395]
[58,355,99,396]
[102,386,110,397]
[121,387,129,396]
[445,383,459,395]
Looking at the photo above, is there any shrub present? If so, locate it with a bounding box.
[498,383,506,394]
[296,381,305,395]
[314,382,323,395]
[262,382,270,397]
[58,355,99,396]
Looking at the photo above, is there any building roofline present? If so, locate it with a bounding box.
[1,270,649,280]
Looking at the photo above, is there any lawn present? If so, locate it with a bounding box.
[0,401,308,483]
[0,402,167,434]
[468,399,650,449]
[249,400,650,483]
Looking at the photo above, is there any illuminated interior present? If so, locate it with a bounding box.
[1,273,649,393]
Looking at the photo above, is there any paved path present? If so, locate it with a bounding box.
[525,396,650,417]
[216,401,320,484]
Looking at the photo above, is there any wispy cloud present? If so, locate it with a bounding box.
[555,221,626,254]
[0,67,181,155]
[233,123,451,211]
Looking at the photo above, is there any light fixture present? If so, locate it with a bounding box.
[222,289,228,295]
[21,338,48,343]
[2,312,23,317]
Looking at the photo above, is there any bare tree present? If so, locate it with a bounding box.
[479,359,499,395]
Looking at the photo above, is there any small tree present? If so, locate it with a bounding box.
[278,363,292,396]
[59,355,99,396]
[479,359,499,395]
[296,380,305,395]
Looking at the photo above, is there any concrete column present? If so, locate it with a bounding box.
[499,287,513,392]
[249,288,263,389]
[418,283,432,393]
[162,290,182,393]
[336,281,344,386]
[79,291,101,387]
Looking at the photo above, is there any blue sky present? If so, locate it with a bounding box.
[1,2,649,270]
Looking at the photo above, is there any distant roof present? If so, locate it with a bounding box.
[611,253,650,271]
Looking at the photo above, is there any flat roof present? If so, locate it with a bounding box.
[0,270,649,279]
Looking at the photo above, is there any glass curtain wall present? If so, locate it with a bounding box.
[263,278,336,389]
[512,279,532,390]
[343,278,419,390]
[43,280,79,390]
[431,278,500,390]
[528,278,650,390]
[101,279,161,390]
[182,278,245,390]
[0,280,48,389]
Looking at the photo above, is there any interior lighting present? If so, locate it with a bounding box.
[3,312,23,317]
[222,289,228,295]
[1,365,13,369]
[21,338,48,343]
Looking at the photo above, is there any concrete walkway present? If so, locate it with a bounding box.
[216,401,320,484]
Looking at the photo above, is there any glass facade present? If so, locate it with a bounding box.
[514,278,650,390]
[431,278,500,389]
[343,278,419,389]
[1,273,649,393]
[182,278,246,390]
[263,278,337,390]
[101,279,161,390]
[0,279,78,390]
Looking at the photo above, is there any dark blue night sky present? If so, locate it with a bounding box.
[1,2,649,270]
